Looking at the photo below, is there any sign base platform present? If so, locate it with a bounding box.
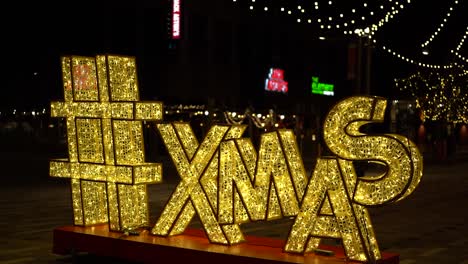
[53,225,399,264]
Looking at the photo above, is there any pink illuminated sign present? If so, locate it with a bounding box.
[172,0,181,39]
[265,68,288,93]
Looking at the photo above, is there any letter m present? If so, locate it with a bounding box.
[218,130,307,224]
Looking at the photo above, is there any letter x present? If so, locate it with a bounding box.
[152,123,245,244]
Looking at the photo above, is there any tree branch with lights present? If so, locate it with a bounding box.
[395,66,468,123]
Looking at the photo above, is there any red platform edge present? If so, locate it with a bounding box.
[53,225,399,264]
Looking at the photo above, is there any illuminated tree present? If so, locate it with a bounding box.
[395,66,468,123]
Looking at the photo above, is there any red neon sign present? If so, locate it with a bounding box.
[172,0,181,39]
[265,68,288,93]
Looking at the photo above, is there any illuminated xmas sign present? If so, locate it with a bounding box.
[265,68,288,93]
[51,55,423,263]
[172,0,181,39]
[312,76,334,96]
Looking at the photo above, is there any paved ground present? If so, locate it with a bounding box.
[1,135,468,264]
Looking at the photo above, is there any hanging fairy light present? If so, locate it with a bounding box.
[368,2,406,37]
[233,0,464,69]
[421,0,460,48]
[375,41,454,69]
[367,0,463,69]
[236,0,411,36]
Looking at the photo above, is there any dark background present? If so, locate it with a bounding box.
[0,1,466,113]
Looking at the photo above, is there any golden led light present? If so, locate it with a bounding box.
[421,0,459,48]
[374,38,454,68]
[452,27,468,63]
[368,0,462,69]
[233,0,412,38]
[50,58,424,264]
[152,123,246,244]
[50,55,163,231]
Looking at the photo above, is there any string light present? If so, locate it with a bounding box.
[151,95,424,263]
[234,0,411,35]
[368,1,409,38]
[375,40,454,69]
[362,1,463,69]
[451,27,468,63]
[395,66,468,123]
[234,1,463,69]
[421,0,459,48]
[49,53,425,262]
[223,109,289,129]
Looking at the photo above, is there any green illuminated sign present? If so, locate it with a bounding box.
[311,76,334,96]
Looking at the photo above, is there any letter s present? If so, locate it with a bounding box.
[323,96,423,206]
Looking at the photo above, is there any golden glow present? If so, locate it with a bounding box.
[51,56,423,263]
[49,55,163,231]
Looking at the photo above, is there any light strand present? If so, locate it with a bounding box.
[375,39,454,69]
[395,67,468,123]
[236,0,463,69]
[367,0,411,37]
[239,0,411,38]
[421,0,460,48]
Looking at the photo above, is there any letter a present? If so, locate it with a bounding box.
[285,158,373,262]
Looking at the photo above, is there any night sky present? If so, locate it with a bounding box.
[1,2,466,111]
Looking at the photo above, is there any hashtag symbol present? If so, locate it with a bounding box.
[50,55,163,231]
